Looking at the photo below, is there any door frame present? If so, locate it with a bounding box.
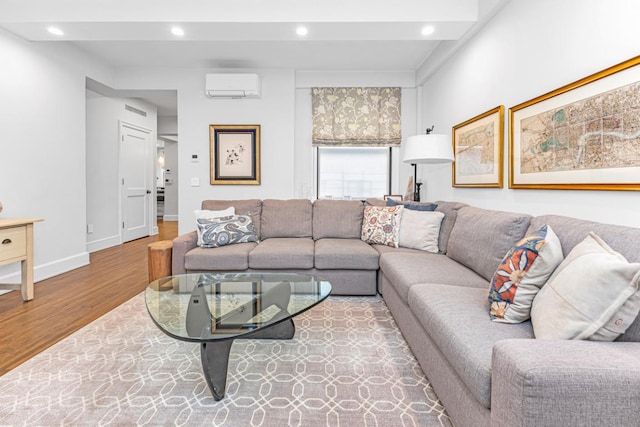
[118,120,154,242]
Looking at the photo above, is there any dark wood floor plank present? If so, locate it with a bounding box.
[0,221,178,376]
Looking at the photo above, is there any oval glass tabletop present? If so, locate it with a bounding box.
[145,272,332,342]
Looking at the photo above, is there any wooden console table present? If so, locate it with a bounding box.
[0,218,44,301]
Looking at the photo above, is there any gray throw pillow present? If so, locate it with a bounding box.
[196,215,259,248]
[386,198,437,211]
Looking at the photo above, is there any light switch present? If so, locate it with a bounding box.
[190,177,200,187]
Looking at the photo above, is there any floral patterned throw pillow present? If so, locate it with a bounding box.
[488,224,563,323]
[361,206,404,248]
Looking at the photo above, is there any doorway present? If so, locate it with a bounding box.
[120,121,153,242]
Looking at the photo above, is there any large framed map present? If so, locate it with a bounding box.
[452,106,504,188]
[509,55,640,190]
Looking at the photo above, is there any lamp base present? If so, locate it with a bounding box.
[414,182,423,202]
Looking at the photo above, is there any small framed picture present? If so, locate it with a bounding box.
[384,195,403,202]
[452,106,504,188]
[209,124,261,185]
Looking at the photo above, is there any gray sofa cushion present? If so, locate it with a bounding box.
[371,244,426,256]
[184,242,258,271]
[314,238,379,270]
[201,199,262,239]
[312,199,364,239]
[248,238,314,269]
[408,284,535,409]
[434,200,468,254]
[529,215,640,342]
[261,199,312,239]
[379,251,488,305]
[446,207,531,281]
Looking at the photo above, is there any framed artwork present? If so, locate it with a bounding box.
[384,195,403,202]
[452,105,504,188]
[209,124,261,185]
[509,55,640,190]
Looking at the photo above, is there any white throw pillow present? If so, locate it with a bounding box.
[398,210,444,253]
[531,232,640,341]
[194,207,235,220]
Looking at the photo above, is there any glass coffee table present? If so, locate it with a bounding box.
[145,272,332,400]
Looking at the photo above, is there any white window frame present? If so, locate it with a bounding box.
[315,146,392,200]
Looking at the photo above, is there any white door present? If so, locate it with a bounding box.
[120,122,152,242]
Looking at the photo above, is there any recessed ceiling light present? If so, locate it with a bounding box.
[171,26,185,37]
[296,26,308,37]
[421,25,435,36]
[47,26,64,36]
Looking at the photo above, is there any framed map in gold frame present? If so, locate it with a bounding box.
[210,124,261,185]
[509,55,640,190]
[452,105,504,188]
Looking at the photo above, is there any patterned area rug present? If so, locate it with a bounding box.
[0,294,452,426]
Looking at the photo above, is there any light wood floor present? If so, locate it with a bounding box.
[0,220,178,376]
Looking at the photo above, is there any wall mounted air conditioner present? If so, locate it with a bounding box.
[205,73,261,99]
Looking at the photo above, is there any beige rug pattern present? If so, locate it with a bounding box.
[0,294,452,426]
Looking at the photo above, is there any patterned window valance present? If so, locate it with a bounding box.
[312,87,401,147]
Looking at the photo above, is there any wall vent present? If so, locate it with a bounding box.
[125,104,147,117]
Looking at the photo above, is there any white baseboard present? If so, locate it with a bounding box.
[87,235,122,253]
[0,252,90,285]
[163,215,178,221]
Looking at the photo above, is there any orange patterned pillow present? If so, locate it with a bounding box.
[361,205,404,248]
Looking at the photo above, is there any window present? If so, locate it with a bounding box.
[317,147,390,199]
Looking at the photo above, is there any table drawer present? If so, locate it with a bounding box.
[0,226,27,261]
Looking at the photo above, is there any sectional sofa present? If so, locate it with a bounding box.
[172,198,640,427]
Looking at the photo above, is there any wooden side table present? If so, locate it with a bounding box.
[0,218,44,301]
[148,240,173,284]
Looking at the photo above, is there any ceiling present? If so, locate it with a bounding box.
[0,0,502,117]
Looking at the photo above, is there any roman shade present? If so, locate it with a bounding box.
[312,87,401,147]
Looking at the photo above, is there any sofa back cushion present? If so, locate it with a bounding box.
[446,206,532,281]
[261,199,312,239]
[434,200,468,254]
[201,199,262,238]
[313,199,364,239]
[529,215,640,342]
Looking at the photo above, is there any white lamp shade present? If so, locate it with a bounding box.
[402,133,454,164]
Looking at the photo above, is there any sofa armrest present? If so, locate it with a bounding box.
[172,231,198,275]
[491,339,640,427]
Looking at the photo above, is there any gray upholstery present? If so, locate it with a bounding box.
[380,251,488,304]
[446,207,531,281]
[314,238,379,270]
[201,199,262,238]
[248,237,314,269]
[529,215,640,342]
[408,284,534,409]
[185,242,257,271]
[371,244,425,256]
[380,276,491,427]
[171,198,640,427]
[434,200,468,254]
[312,199,364,239]
[492,340,640,427]
[172,231,197,275]
[260,199,312,239]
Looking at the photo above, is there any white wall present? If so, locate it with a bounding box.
[85,90,157,252]
[0,28,114,283]
[163,140,179,220]
[419,0,640,228]
[114,68,297,234]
